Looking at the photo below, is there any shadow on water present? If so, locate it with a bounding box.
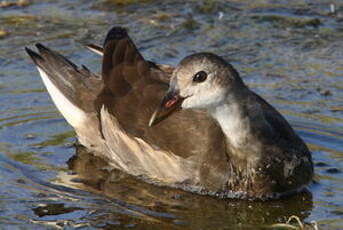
[0,146,314,230]
[63,145,315,230]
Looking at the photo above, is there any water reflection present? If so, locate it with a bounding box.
[50,145,314,229]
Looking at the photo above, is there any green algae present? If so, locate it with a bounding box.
[251,15,321,28]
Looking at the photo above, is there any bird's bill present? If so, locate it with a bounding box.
[149,90,184,127]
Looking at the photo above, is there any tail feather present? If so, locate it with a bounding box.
[25,45,102,128]
[37,66,88,128]
[86,44,103,56]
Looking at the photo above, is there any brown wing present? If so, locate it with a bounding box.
[249,92,313,191]
[86,42,173,83]
[251,92,309,149]
[96,27,229,190]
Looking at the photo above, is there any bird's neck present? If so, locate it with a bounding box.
[210,98,251,150]
[209,89,270,167]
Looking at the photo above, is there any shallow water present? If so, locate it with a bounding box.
[0,0,342,229]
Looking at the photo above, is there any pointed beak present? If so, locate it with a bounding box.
[149,89,184,127]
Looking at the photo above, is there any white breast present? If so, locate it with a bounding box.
[210,103,250,149]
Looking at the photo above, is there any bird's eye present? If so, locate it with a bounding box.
[193,71,207,83]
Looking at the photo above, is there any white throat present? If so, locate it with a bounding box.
[210,102,250,149]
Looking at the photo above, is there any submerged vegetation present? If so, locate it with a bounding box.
[0,0,31,8]
[266,216,319,230]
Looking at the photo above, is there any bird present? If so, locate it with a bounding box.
[25,26,313,200]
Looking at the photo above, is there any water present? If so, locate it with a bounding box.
[0,0,342,229]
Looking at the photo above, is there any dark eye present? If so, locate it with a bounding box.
[193,71,207,83]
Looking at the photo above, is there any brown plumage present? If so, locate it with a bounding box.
[25,26,313,200]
